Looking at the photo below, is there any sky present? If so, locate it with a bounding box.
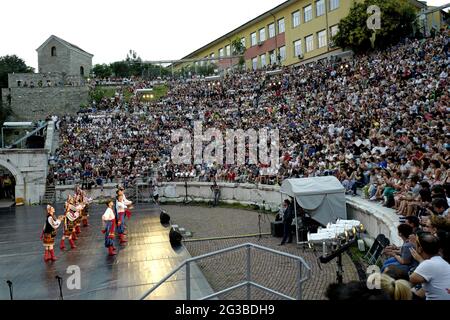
[0,0,448,70]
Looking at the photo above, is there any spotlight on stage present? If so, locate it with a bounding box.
[160,210,171,225]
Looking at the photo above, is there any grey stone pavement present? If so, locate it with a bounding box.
[163,205,359,300]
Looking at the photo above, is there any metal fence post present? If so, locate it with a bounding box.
[297,261,302,300]
[246,245,251,300]
[186,262,191,300]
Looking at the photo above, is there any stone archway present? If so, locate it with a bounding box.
[0,158,25,204]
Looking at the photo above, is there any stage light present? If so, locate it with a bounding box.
[150,94,154,99]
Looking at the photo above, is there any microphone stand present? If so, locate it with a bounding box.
[6,280,13,300]
[55,276,64,300]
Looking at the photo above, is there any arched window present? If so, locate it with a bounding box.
[51,46,57,56]
[80,66,85,76]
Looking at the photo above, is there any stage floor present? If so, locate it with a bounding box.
[0,204,214,300]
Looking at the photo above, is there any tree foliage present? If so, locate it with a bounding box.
[232,37,246,68]
[92,64,112,78]
[0,55,34,89]
[334,0,418,53]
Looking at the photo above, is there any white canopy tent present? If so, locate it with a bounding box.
[280,176,347,244]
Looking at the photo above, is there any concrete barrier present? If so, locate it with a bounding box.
[55,181,401,245]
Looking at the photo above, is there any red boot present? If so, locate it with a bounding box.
[119,234,128,244]
[69,238,77,249]
[44,250,50,262]
[108,246,117,256]
[60,239,66,250]
[50,249,57,261]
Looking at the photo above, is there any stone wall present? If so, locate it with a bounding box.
[0,149,48,205]
[7,73,86,88]
[5,86,88,121]
[69,50,92,77]
[55,181,401,245]
[38,38,71,74]
[8,73,64,88]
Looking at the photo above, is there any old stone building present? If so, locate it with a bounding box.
[37,35,93,76]
[1,35,93,121]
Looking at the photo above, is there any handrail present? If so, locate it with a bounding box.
[140,242,311,300]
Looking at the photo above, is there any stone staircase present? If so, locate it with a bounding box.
[42,184,56,204]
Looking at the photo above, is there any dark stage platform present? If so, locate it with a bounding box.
[0,204,213,300]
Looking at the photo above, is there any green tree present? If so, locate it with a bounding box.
[333,0,417,53]
[0,55,33,123]
[0,55,34,89]
[110,61,131,77]
[92,64,112,78]
[232,37,246,68]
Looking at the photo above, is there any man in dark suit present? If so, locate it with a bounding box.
[280,198,294,245]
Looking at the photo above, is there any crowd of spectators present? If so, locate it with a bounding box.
[48,30,450,300]
[54,32,448,214]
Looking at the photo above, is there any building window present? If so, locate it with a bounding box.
[268,23,275,38]
[225,45,231,56]
[252,57,258,70]
[318,30,327,48]
[269,50,277,64]
[51,46,56,56]
[316,0,325,17]
[292,10,300,28]
[305,35,314,52]
[279,46,286,61]
[259,28,266,42]
[278,18,285,34]
[251,32,257,46]
[304,5,313,22]
[219,48,224,57]
[330,25,339,37]
[80,66,85,76]
[260,54,266,67]
[329,0,339,11]
[294,40,302,57]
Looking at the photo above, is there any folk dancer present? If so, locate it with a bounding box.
[79,190,92,227]
[102,199,117,256]
[60,196,79,250]
[74,188,84,235]
[118,186,133,219]
[114,194,128,245]
[41,205,64,262]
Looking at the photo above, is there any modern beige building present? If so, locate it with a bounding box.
[175,0,446,72]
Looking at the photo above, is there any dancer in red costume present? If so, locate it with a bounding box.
[102,199,117,256]
[118,186,133,220]
[114,194,128,245]
[60,196,80,250]
[41,205,64,262]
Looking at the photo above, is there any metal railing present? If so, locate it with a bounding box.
[140,242,311,300]
[2,122,48,149]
